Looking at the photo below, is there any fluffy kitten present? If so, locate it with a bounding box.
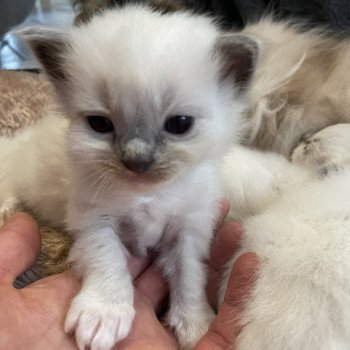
[241,20,350,157]
[219,141,350,349]
[13,5,258,349]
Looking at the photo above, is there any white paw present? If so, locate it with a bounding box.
[290,125,349,169]
[65,293,135,350]
[167,306,215,349]
[291,136,325,167]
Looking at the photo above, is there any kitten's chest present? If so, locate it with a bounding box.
[117,199,169,256]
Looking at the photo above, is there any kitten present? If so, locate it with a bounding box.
[241,20,350,157]
[14,5,259,349]
[219,143,350,349]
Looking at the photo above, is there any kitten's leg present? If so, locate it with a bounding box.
[159,219,215,349]
[65,227,135,350]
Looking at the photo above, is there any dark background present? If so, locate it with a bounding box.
[179,0,350,30]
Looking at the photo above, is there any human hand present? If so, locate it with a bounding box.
[0,208,259,350]
[0,212,172,350]
[0,213,79,349]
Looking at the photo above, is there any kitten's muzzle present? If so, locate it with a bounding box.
[119,137,155,174]
[121,157,154,174]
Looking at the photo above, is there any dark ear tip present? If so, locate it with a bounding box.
[215,33,260,91]
[13,27,69,82]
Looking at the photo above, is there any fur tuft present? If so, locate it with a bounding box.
[241,19,350,156]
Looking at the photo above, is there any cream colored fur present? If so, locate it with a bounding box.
[220,138,350,349]
[242,20,350,156]
[292,123,350,168]
[0,114,70,227]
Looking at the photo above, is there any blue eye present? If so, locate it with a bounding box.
[87,116,114,133]
[164,115,194,135]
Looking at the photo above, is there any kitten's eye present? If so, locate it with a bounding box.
[164,115,193,135]
[87,116,114,133]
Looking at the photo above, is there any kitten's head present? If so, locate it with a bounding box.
[20,5,259,192]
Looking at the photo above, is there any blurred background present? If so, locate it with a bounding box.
[0,0,74,70]
[1,0,349,70]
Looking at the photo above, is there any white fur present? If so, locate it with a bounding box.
[220,144,350,349]
[291,123,350,168]
[242,20,350,156]
[6,5,250,350]
[0,114,70,225]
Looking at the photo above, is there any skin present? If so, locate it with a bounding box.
[0,204,259,350]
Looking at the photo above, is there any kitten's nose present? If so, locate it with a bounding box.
[121,158,154,173]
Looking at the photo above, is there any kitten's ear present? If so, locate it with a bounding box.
[215,33,259,91]
[17,27,69,83]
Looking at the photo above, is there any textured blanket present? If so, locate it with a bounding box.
[0,70,71,286]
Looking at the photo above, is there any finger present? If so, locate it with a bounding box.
[0,213,40,283]
[224,253,259,311]
[207,221,243,306]
[197,253,259,350]
[209,221,243,272]
[214,199,230,230]
[128,255,152,279]
[118,292,177,350]
[25,270,81,333]
[134,264,169,314]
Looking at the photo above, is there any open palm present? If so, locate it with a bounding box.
[0,210,258,350]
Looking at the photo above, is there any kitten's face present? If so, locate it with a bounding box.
[66,56,230,189]
[21,6,258,191]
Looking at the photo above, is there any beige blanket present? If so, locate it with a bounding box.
[0,70,71,286]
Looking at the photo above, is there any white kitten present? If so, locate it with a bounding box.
[220,144,350,349]
[13,5,259,349]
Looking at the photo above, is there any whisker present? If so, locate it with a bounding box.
[91,168,115,202]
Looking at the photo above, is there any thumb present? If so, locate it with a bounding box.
[195,253,259,350]
[0,213,40,284]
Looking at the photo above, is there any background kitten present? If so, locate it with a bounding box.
[18,5,259,349]
[242,20,350,157]
[219,144,350,349]
[0,114,70,228]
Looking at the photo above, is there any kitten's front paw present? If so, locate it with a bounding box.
[65,293,135,350]
[167,306,215,349]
